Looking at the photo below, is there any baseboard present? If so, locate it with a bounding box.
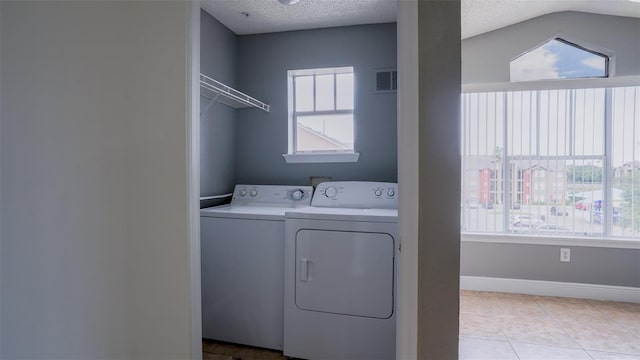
[460,276,640,303]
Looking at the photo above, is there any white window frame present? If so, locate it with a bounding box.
[460,86,640,248]
[510,37,610,83]
[283,67,360,164]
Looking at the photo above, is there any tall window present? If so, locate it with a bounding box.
[287,67,354,154]
[461,87,639,239]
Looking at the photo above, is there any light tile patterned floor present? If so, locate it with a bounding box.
[460,290,640,360]
[203,291,640,359]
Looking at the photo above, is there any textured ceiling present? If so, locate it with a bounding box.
[201,0,396,35]
[201,0,640,38]
[462,0,640,38]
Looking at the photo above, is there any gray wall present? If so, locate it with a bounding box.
[463,11,640,84]
[200,10,237,207]
[235,23,397,186]
[462,243,640,287]
[416,1,461,357]
[1,1,196,357]
[460,11,640,288]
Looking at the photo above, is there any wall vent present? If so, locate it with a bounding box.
[375,70,397,93]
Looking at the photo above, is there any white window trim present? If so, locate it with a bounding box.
[282,152,360,164]
[286,67,357,163]
[462,232,640,249]
[463,75,640,94]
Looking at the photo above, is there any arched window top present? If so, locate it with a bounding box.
[510,38,609,82]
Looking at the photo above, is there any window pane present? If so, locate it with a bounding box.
[510,159,603,237]
[296,114,353,152]
[315,75,335,111]
[295,76,313,111]
[539,90,570,156]
[461,164,504,233]
[464,93,504,157]
[510,38,608,82]
[507,91,537,156]
[336,73,354,110]
[461,92,504,233]
[461,88,623,238]
[573,88,605,156]
[611,86,640,238]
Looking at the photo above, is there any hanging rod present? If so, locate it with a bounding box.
[200,193,233,201]
[200,73,270,113]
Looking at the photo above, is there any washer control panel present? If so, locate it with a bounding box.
[312,181,398,209]
[232,185,314,206]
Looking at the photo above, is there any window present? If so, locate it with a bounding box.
[510,38,609,82]
[461,87,640,239]
[284,67,359,163]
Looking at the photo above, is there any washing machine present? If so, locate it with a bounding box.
[283,181,398,360]
[200,184,313,350]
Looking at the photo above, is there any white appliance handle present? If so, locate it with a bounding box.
[300,258,310,282]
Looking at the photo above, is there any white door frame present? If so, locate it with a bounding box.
[396,1,420,358]
[187,1,202,358]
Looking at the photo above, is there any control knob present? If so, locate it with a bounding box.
[250,189,258,197]
[324,186,338,198]
[387,189,396,197]
[374,189,383,197]
[239,189,247,197]
[291,189,304,201]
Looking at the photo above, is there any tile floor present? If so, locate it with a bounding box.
[459,290,640,360]
[202,291,640,360]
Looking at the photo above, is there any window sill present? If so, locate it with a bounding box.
[282,152,360,164]
[461,232,640,249]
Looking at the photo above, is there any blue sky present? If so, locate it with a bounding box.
[547,39,607,78]
[510,39,607,82]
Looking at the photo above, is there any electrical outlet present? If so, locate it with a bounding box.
[560,248,571,262]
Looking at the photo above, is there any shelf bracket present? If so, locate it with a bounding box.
[200,93,221,117]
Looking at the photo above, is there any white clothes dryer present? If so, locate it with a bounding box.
[200,184,313,350]
[283,181,398,360]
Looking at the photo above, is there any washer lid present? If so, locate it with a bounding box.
[201,205,303,220]
[285,207,398,222]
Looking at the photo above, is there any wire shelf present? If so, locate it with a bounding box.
[200,73,270,113]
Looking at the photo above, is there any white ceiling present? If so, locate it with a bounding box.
[461,0,640,38]
[201,0,640,39]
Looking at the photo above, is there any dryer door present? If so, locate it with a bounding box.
[295,229,394,319]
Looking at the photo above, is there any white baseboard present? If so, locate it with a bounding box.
[460,276,640,303]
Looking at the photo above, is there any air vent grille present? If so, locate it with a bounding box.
[375,70,397,93]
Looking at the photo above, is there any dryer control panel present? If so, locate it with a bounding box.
[312,181,398,209]
[232,185,314,206]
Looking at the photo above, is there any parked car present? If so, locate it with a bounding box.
[482,202,494,209]
[469,200,478,209]
[535,224,573,235]
[511,203,521,210]
[575,200,590,210]
[510,215,543,233]
[550,206,569,216]
[613,207,622,224]
[510,214,539,224]
[592,208,623,224]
